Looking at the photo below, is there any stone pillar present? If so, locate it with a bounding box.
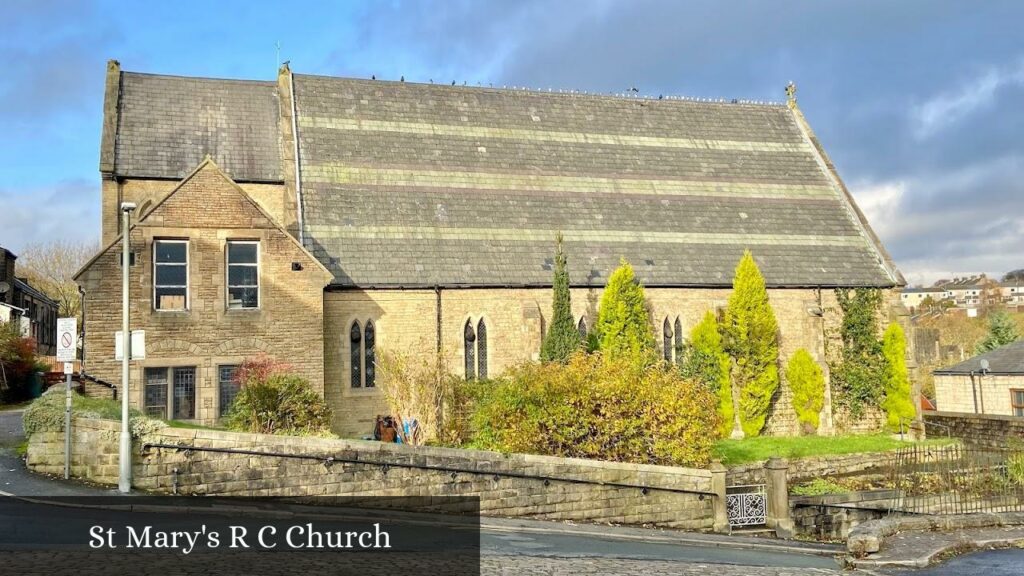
[764,457,795,538]
[709,460,729,534]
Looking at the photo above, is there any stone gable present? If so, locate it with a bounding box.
[77,160,331,425]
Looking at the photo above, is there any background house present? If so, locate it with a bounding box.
[0,246,59,355]
[933,340,1024,416]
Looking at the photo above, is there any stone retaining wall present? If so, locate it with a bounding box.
[27,417,718,530]
[727,451,897,486]
[923,411,1024,448]
[790,490,897,540]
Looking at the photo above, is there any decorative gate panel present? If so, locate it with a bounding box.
[726,484,766,527]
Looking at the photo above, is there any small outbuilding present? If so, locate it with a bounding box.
[933,341,1024,416]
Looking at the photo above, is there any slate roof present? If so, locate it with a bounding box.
[112,72,282,182]
[293,74,900,288]
[104,67,901,289]
[934,341,1024,375]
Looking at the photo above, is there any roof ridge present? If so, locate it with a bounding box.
[121,69,276,86]
[294,72,789,107]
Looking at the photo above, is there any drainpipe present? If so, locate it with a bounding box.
[970,372,978,414]
[78,286,86,373]
[435,285,443,356]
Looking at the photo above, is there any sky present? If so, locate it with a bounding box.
[1,0,1022,286]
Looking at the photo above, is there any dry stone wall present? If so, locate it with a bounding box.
[28,417,717,530]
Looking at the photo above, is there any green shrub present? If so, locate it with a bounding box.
[467,352,719,467]
[595,258,656,365]
[721,251,779,437]
[680,311,733,437]
[976,310,1020,354]
[225,358,332,436]
[790,478,849,496]
[787,349,825,434]
[540,233,582,363]
[881,322,915,431]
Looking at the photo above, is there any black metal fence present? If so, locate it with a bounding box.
[889,444,1024,515]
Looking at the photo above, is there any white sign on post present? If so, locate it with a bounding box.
[114,330,146,360]
[56,317,77,362]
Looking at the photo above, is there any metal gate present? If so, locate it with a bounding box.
[726,484,767,527]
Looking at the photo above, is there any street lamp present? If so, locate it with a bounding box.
[119,201,136,493]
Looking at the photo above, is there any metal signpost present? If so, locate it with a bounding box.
[119,202,136,493]
[56,316,77,480]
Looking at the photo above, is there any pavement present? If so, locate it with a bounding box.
[851,524,1024,572]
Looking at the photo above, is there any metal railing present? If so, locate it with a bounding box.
[889,444,1024,515]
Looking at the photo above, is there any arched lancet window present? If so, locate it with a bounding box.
[662,318,674,363]
[674,317,684,364]
[364,320,376,388]
[477,318,488,379]
[350,321,362,388]
[577,317,588,339]
[464,320,476,379]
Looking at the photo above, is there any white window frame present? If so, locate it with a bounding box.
[226,240,260,310]
[153,239,189,311]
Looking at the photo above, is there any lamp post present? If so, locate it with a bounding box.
[119,201,136,493]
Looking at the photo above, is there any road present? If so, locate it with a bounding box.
[0,407,921,575]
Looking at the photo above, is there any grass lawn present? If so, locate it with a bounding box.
[712,433,957,466]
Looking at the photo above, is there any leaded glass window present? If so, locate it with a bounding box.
[364,321,376,388]
[674,317,684,364]
[476,319,488,379]
[663,318,673,363]
[144,368,168,419]
[172,367,196,420]
[577,317,588,339]
[464,320,476,379]
[350,321,362,388]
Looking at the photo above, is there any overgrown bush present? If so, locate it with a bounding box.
[881,322,915,431]
[22,388,161,438]
[680,311,733,437]
[787,349,825,434]
[595,259,656,365]
[466,352,720,467]
[831,288,886,418]
[0,321,44,404]
[721,250,779,437]
[224,356,332,436]
[376,348,463,445]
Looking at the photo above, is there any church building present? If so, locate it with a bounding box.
[75,61,904,437]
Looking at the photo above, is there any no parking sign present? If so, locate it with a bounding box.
[56,317,77,362]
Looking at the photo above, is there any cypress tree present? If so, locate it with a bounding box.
[976,310,1021,354]
[881,322,916,431]
[540,233,581,362]
[722,250,780,437]
[596,258,656,364]
[681,311,733,437]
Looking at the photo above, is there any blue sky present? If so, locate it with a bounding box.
[2,0,1022,285]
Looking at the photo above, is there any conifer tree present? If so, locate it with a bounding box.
[976,310,1021,354]
[681,311,733,437]
[540,234,581,362]
[787,348,825,434]
[596,258,656,364]
[722,250,779,437]
[881,322,916,431]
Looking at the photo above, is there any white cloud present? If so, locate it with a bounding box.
[0,180,100,254]
[852,155,1024,285]
[912,60,1024,139]
[850,179,905,240]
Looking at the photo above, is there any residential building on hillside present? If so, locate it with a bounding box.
[75,61,905,437]
[933,341,1024,416]
[1001,280,1024,305]
[900,286,946,310]
[0,246,59,355]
